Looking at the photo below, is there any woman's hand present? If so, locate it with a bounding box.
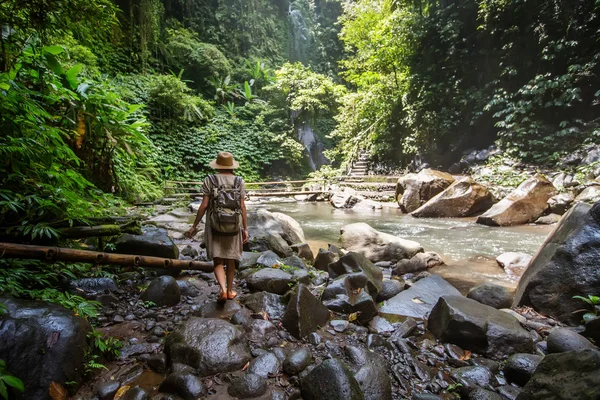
[242,229,249,244]
[184,226,198,239]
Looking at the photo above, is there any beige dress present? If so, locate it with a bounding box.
[202,174,246,260]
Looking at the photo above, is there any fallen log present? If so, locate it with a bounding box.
[56,221,142,238]
[0,242,214,272]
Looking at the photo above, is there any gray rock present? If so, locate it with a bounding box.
[583,316,600,343]
[451,365,493,389]
[282,255,306,269]
[240,251,262,269]
[346,346,392,400]
[0,298,91,400]
[283,347,312,375]
[164,317,250,376]
[245,319,277,342]
[368,316,395,334]
[396,169,455,213]
[328,252,383,295]
[241,292,287,320]
[340,223,423,263]
[535,213,561,225]
[575,185,600,203]
[95,381,121,400]
[468,388,503,400]
[255,251,282,267]
[68,278,117,298]
[247,268,295,295]
[390,317,418,339]
[330,320,349,332]
[548,192,575,215]
[393,252,444,275]
[380,275,461,320]
[281,284,330,338]
[496,252,532,279]
[227,373,267,398]
[140,276,181,307]
[428,295,534,359]
[323,291,378,324]
[122,386,151,400]
[513,202,600,324]
[194,300,241,318]
[158,373,204,400]
[477,174,557,226]
[518,349,600,399]
[466,283,514,309]
[290,243,314,263]
[503,353,543,386]
[313,248,339,271]
[115,226,178,259]
[546,328,597,353]
[147,353,167,373]
[376,279,404,302]
[497,385,521,400]
[300,358,364,400]
[322,272,371,300]
[247,352,281,378]
[246,231,293,257]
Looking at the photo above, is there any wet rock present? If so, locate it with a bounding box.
[246,319,277,342]
[240,251,262,269]
[230,308,253,326]
[330,320,349,332]
[283,347,312,375]
[248,352,281,378]
[513,202,600,324]
[477,174,557,226]
[158,373,204,400]
[328,252,383,295]
[583,316,600,343]
[503,353,543,386]
[535,213,561,224]
[340,223,423,263]
[194,300,241,319]
[68,277,118,299]
[313,248,340,271]
[497,386,521,400]
[122,386,151,400]
[548,192,575,215]
[241,292,287,320]
[380,275,461,320]
[282,255,307,269]
[575,184,600,203]
[300,358,364,400]
[376,279,404,302]
[367,334,394,351]
[322,272,369,300]
[140,276,181,307]
[393,252,444,275]
[390,317,418,339]
[466,283,513,309]
[179,244,199,258]
[323,291,378,324]
[428,295,534,359]
[227,373,267,398]
[411,177,494,218]
[345,345,392,400]
[519,349,600,399]
[95,381,121,400]
[147,353,167,373]
[282,284,330,338]
[290,243,314,263]
[496,252,532,279]
[368,316,394,334]
[307,332,321,345]
[256,250,281,267]
[176,280,199,297]
[247,268,294,295]
[0,298,91,400]
[115,226,179,259]
[468,388,503,400]
[546,328,597,353]
[451,366,494,389]
[396,169,455,213]
[412,395,443,400]
[164,317,251,376]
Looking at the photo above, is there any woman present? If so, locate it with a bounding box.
[185,152,248,302]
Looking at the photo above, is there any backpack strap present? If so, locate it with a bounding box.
[234,176,242,190]
[207,174,219,199]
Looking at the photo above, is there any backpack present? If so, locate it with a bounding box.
[207,174,243,235]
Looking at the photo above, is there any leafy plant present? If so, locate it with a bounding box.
[0,360,24,400]
[573,295,600,323]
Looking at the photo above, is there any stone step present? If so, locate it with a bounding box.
[354,161,368,167]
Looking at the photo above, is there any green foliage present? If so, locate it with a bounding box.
[573,295,600,323]
[0,360,24,400]
[88,328,123,359]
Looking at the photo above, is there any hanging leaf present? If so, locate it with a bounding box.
[65,64,83,90]
[48,381,68,400]
[43,46,65,55]
[44,54,64,76]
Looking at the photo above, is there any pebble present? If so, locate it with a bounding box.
[113,315,124,323]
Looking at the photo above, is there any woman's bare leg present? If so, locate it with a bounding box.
[213,257,227,301]
[226,259,237,299]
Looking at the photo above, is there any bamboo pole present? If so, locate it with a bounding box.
[0,243,214,272]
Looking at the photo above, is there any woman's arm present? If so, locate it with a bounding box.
[185,195,210,238]
[241,197,249,243]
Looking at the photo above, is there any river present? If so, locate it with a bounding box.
[250,201,554,292]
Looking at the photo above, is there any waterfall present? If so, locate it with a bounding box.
[292,109,328,170]
[288,4,310,63]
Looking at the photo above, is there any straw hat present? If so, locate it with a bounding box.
[209,151,239,170]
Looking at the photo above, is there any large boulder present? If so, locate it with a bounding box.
[240,292,287,320]
[246,268,295,295]
[518,349,600,399]
[281,284,330,339]
[327,253,383,297]
[379,275,461,320]
[330,188,361,209]
[140,276,181,307]
[246,209,306,256]
[513,202,600,325]
[346,346,392,400]
[340,223,423,263]
[0,298,91,400]
[477,174,557,226]
[546,328,597,353]
[164,318,251,376]
[300,358,364,400]
[323,291,379,324]
[466,283,514,309]
[428,295,534,359]
[396,169,455,213]
[503,353,543,387]
[115,226,179,259]
[392,252,444,275]
[411,177,494,218]
[575,184,600,203]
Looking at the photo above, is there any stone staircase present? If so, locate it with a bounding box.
[348,151,370,178]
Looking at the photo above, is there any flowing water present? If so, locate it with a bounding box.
[253,201,554,292]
